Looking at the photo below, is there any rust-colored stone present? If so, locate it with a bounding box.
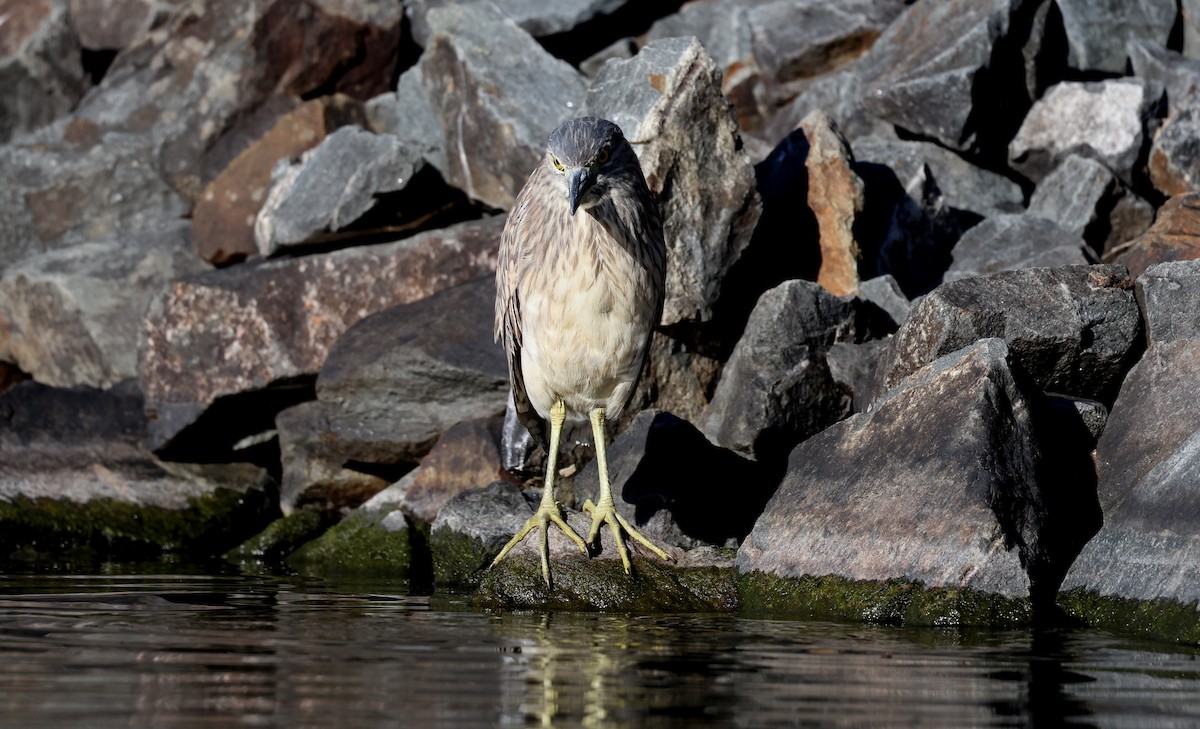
[1116,193,1200,279]
[394,416,503,524]
[801,110,865,297]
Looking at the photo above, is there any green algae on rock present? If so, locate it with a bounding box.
[286,509,418,578]
[1058,588,1200,646]
[225,509,339,565]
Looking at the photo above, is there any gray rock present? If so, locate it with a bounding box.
[365,68,449,172]
[1186,0,1200,60]
[1027,155,1155,258]
[857,0,1031,152]
[945,214,1091,281]
[1055,0,1175,74]
[852,136,1025,219]
[139,217,503,455]
[67,0,182,51]
[0,222,208,389]
[1062,339,1200,605]
[825,338,888,413]
[1136,259,1200,345]
[276,401,390,514]
[859,274,910,326]
[313,277,509,469]
[757,66,894,156]
[406,0,633,46]
[429,480,539,587]
[585,36,761,325]
[1149,107,1200,196]
[254,127,426,256]
[575,410,770,551]
[701,280,878,462]
[738,339,1096,606]
[1127,40,1200,116]
[874,265,1144,404]
[1009,79,1165,185]
[417,3,587,210]
[578,37,637,78]
[0,0,87,143]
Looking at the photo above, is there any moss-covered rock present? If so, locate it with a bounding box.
[430,522,497,588]
[738,571,1033,627]
[225,509,340,565]
[287,509,421,578]
[475,553,739,612]
[1058,588,1200,645]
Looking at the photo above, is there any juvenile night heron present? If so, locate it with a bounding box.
[492,116,671,586]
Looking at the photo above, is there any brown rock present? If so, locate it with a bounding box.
[801,110,865,297]
[191,95,367,264]
[139,217,503,451]
[276,401,391,513]
[1116,193,1200,278]
[1148,108,1200,197]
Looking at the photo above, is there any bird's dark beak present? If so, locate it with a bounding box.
[567,167,594,216]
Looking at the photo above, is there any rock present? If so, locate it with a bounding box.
[417,3,587,210]
[286,508,415,579]
[0,0,87,143]
[276,401,390,514]
[825,339,888,414]
[738,339,1100,611]
[799,110,867,297]
[192,95,367,265]
[1136,259,1200,345]
[224,508,339,565]
[859,274,910,326]
[364,67,448,172]
[253,127,426,256]
[945,214,1091,281]
[1149,108,1200,196]
[578,37,637,78]
[1008,79,1165,185]
[360,415,504,525]
[575,410,771,550]
[757,66,894,155]
[0,222,208,389]
[429,480,540,588]
[851,136,1025,220]
[0,380,276,560]
[139,217,502,455]
[701,279,887,463]
[873,265,1143,405]
[1055,0,1175,74]
[1127,40,1200,116]
[585,36,761,325]
[1026,155,1155,259]
[857,0,1033,153]
[1060,339,1200,635]
[312,277,509,473]
[405,0,637,46]
[67,0,181,52]
[1116,193,1200,278]
[1187,0,1200,59]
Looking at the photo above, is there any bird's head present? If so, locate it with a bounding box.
[545,117,631,216]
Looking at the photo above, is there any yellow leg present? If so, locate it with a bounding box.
[582,407,671,574]
[491,399,587,586]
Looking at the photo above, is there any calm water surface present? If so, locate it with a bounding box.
[1,570,1198,728]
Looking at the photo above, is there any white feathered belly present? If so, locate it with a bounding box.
[519,235,656,425]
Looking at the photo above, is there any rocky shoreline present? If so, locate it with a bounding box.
[2,0,1199,643]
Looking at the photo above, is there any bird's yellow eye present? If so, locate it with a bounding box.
[552,156,564,171]
[594,147,610,166]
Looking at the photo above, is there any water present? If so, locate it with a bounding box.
[1,571,1199,728]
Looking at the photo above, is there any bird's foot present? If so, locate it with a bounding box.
[582,497,672,575]
[491,502,588,588]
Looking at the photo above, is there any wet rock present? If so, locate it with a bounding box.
[1055,0,1175,74]
[1060,339,1200,628]
[0,222,208,389]
[738,339,1099,609]
[286,508,415,579]
[873,265,1143,405]
[575,410,771,550]
[253,127,426,256]
[1116,193,1200,278]
[0,0,87,143]
[1008,79,1165,185]
[702,280,883,463]
[192,95,367,265]
[857,0,1033,153]
[585,36,761,325]
[1026,155,1154,258]
[0,380,275,559]
[312,277,509,474]
[67,0,181,52]
[851,136,1025,220]
[139,217,502,455]
[1149,108,1200,197]
[800,110,867,297]
[276,401,390,514]
[417,3,586,210]
[1136,259,1200,346]
[945,214,1091,281]
[225,508,339,565]
[429,480,539,588]
[361,415,504,526]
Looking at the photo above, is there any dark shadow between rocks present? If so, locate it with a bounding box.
[537,1,689,67]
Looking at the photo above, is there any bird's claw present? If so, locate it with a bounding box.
[582,497,672,575]
[491,502,588,588]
